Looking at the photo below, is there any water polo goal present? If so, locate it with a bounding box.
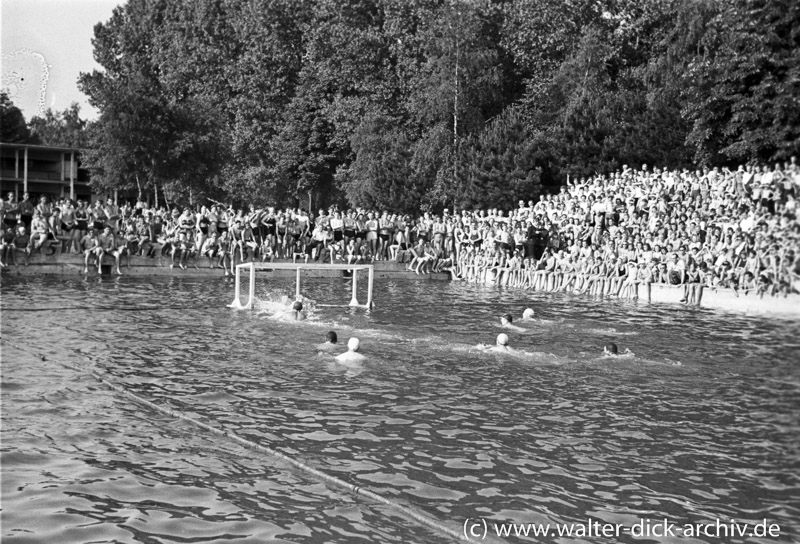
[228,262,375,310]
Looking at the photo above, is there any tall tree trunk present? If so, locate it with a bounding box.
[135,174,142,200]
[452,4,460,207]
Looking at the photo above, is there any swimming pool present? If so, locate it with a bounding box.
[2,275,798,543]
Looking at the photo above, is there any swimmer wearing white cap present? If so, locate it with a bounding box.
[335,337,366,363]
[522,308,535,320]
[476,333,517,354]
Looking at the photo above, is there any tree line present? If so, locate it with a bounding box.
[4,0,798,212]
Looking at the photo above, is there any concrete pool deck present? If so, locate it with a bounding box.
[0,250,450,280]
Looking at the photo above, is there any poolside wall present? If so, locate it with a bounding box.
[0,250,449,280]
[644,282,798,317]
[2,248,797,317]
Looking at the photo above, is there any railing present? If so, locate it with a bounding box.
[0,169,83,182]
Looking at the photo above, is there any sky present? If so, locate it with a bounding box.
[2,0,120,121]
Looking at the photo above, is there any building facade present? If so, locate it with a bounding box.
[0,142,91,201]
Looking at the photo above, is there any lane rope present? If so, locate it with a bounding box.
[17,347,469,543]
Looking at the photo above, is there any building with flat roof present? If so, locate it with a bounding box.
[0,142,91,201]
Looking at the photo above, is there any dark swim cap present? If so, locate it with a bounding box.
[326,331,338,343]
[502,313,513,323]
[293,301,303,311]
[605,342,618,355]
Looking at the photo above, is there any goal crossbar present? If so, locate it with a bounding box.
[228,262,375,310]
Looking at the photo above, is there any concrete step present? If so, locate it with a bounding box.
[0,252,450,280]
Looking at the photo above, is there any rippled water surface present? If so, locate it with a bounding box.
[2,275,799,543]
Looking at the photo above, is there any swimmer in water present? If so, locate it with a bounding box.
[602,342,631,356]
[317,331,338,351]
[335,337,366,364]
[474,334,557,360]
[290,300,305,321]
[522,308,535,320]
[476,333,519,354]
[499,313,526,332]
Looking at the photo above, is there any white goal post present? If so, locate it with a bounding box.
[228,262,374,310]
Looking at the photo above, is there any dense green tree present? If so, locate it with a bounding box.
[79,0,229,201]
[342,114,410,211]
[378,0,510,208]
[268,0,390,208]
[270,91,340,208]
[80,72,175,196]
[1,92,33,143]
[680,0,800,163]
[455,109,544,209]
[500,0,606,82]
[341,113,448,213]
[28,103,89,148]
[76,0,800,208]
[516,2,697,182]
[79,0,176,197]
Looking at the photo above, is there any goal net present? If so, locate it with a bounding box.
[228,262,375,310]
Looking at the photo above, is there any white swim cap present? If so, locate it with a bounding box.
[497,333,509,346]
[348,337,360,351]
[523,308,535,319]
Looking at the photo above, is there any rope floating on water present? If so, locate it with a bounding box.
[41,352,468,543]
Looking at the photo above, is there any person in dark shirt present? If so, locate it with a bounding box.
[11,224,31,265]
[18,193,35,230]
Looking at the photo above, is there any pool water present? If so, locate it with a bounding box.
[1,275,799,543]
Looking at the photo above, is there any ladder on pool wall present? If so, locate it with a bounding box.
[228,262,375,310]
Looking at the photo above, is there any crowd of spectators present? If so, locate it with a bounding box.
[1,160,798,301]
[442,162,799,301]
